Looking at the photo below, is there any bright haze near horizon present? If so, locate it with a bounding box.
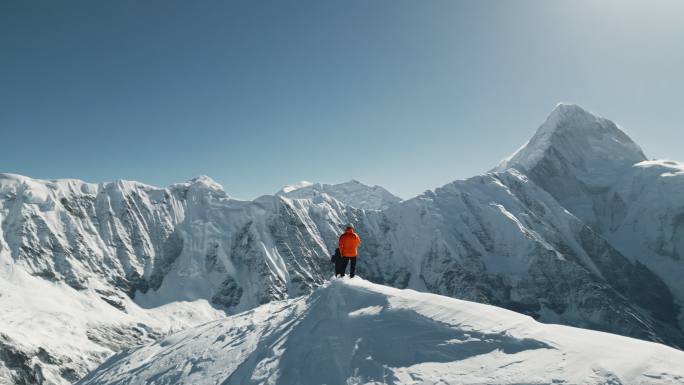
[1,0,682,200]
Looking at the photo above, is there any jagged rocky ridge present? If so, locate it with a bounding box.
[0,104,683,384]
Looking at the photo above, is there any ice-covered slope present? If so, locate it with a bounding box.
[0,261,223,385]
[0,172,206,295]
[277,179,402,210]
[0,173,336,384]
[139,167,684,348]
[0,173,334,313]
[493,103,646,228]
[607,161,684,275]
[586,160,684,329]
[78,278,684,385]
[355,169,683,347]
[493,104,684,331]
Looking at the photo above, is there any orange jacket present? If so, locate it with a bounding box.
[339,228,361,257]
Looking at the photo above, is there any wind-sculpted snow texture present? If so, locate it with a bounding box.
[77,279,684,385]
[2,104,684,384]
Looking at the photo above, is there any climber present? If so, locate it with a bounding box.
[336,224,361,278]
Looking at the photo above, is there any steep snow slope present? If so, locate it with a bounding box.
[133,193,342,312]
[0,264,223,385]
[0,172,200,295]
[136,167,684,348]
[277,179,402,210]
[493,103,646,230]
[0,174,363,384]
[494,104,684,330]
[0,172,334,314]
[78,278,684,385]
[355,169,682,347]
[598,160,684,328]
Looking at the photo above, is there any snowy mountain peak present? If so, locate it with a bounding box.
[279,180,314,194]
[543,103,597,131]
[0,172,32,184]
[495,104,646,185]
[168,175,229,200]
[276,179,401,210]
[188,175,223,190]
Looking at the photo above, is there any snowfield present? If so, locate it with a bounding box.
[78,278,684,385]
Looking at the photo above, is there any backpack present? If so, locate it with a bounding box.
[330,248,341,263]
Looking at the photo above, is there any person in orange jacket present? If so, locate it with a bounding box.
[336,224,361,278]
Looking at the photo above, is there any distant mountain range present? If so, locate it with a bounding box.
[1,104,682,384]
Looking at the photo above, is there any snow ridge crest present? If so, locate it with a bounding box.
[276,179,401,210]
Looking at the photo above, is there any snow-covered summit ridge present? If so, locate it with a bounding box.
[0,173,224,191]
[495,103,647,181]
[188,175,223,189]
[278,180,314,194]
[277,179,401,210]
[0,173,231,200]
[78,278,684,385]
[170,175,230,200]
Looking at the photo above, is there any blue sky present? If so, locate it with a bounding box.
[2,0,683,199]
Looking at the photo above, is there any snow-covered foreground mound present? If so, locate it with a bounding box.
[78,278,684,385]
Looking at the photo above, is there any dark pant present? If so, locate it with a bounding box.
[335,257,356,277]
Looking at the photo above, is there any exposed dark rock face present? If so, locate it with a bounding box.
[212,276,243,308]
